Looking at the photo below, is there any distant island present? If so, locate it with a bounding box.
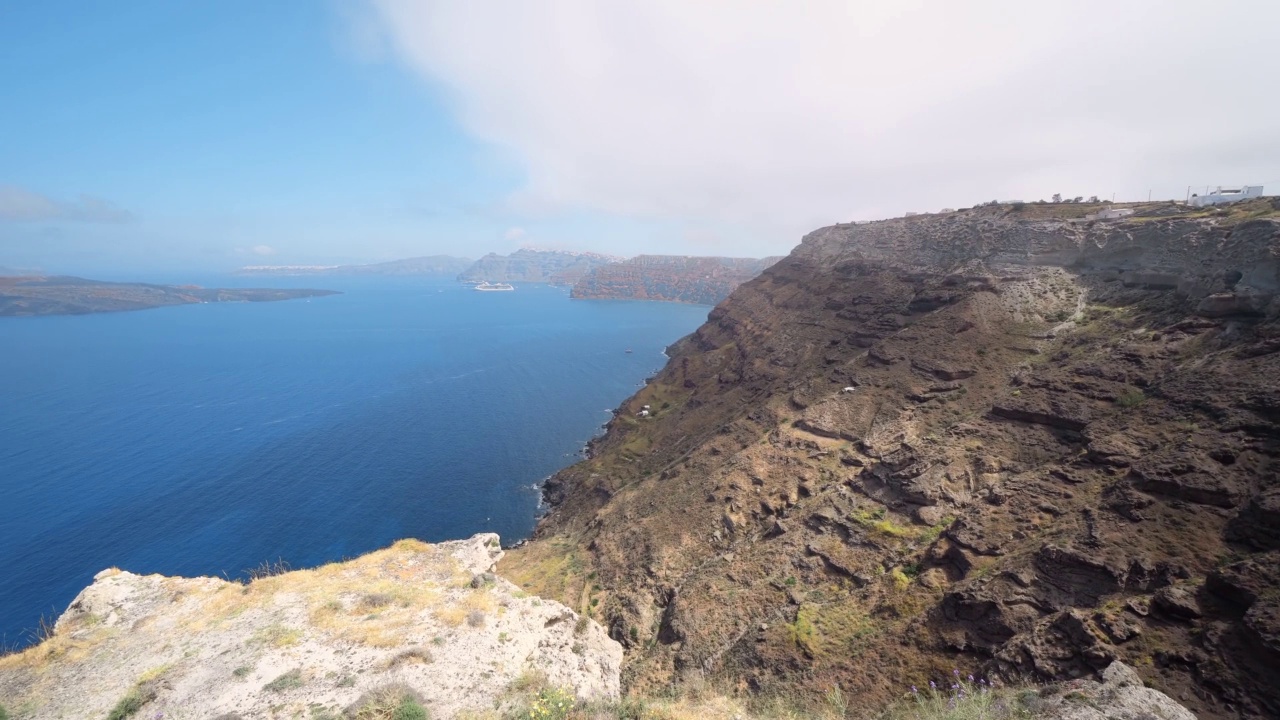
[0,276,340,317]
[571,254,781,305]
[232,247,781,306]
[457,249,622,286]
[237,255,472,277]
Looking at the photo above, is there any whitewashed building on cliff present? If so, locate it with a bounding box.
[1189,185,1264,207]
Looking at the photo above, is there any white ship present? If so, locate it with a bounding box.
[473,281,515,292]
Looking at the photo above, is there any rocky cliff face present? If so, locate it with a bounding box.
[505,199,1280,719]
[0,534,621,719]
[458,249,622,285]
[571,255,781,305]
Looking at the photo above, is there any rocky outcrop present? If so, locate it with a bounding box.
[1030,661,1196,720]
[0,534,621,719]
[458,249,621,285]
[507,199,1280,719]
[571,255,781,305]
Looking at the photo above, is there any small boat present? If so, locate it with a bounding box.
[625,348,633,353]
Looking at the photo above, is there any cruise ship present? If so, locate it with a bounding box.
[473,281,515,292]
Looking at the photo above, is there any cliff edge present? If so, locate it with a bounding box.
[0,534,621,719]
[506,198,1280,719]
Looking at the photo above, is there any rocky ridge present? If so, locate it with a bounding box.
[0,534,621,719]
[571,255,781,305]
[458,249,622,286]
[505,198,1280,719]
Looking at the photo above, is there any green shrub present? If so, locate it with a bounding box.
[1116,390,1146,408]
[391,699,428,720]
[519,687,576,720]
[263,668,304,692]
[0,704,9,720]
[348,683,429,720]
[105,688,150,720]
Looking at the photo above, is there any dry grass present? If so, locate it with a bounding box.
[501,538,589,607]
[250,623,302,647]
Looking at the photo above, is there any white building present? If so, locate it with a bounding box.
[1189,186,1264,207]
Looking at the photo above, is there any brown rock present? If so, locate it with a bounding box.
[1153,585,1203,620]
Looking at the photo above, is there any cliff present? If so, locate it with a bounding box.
[458,249,622,286]
[570,255,782,305]
[0,276,339,317]
[506,198,1280,719]
[0,534,621,719]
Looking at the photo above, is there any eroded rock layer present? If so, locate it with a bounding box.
[506,199,1280,719]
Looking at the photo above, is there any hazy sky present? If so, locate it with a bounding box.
[2,1,1277,274]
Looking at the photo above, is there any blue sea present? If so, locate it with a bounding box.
[0,276,708,646]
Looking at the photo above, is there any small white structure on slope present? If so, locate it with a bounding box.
[841,386,857,394]
[1189,186,1264,207]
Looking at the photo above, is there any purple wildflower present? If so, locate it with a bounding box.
[968,674,975,683]
[930,681,937,689]
[911,686,918,694]
[953,668,961,677]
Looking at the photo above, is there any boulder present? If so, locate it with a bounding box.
[1152,585,1203,620]
[1227,488,1280,550]
[1196,292,1269,318]
[1029,662,1196,720]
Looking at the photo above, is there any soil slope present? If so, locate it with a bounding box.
[504,199,1280,719]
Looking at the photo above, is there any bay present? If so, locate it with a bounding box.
[0,276,707,645]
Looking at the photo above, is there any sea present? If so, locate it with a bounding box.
[0,276,709,647]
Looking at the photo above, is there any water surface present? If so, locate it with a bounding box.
[0,277,707,645]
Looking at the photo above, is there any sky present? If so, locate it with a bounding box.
[2,1,1277,275]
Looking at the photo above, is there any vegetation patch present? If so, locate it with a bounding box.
[518,687,576,720]
[346,683,429,720]
[251,623,302,647]
[1116,390,1146,408]
[883,674,1037,719]
[105,683,157,720]
[263,668,305,693]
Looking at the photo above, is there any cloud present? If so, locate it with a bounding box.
[366,1,1280,244]
[503,226,526,241]
[251,245,276,256]
[0,185,135,223]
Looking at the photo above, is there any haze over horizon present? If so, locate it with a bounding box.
[2,1,1277,276]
